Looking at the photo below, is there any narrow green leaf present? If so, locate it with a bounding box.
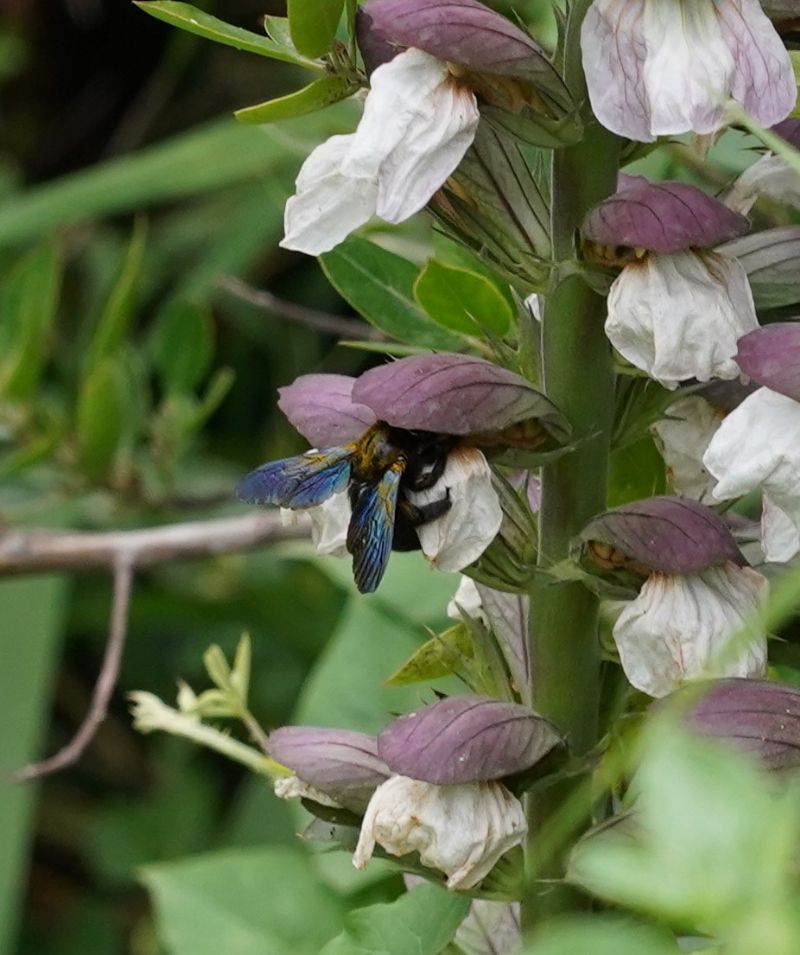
[235,75,359,124]
[414,259,513,336]
[387,624,474,685]
[0,577,68,955]
[264,16,294,48]
[75,357,129,482]
[87,217,147,370]
[0,240,62,401]
[287,0,344,58]
[134,1,324,69]
[150,299,214,394]
[320,237,465,349]
[142,846,345,955]
[319,883,470,955]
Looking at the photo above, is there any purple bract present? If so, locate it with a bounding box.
[583,179,749,254]
[277,374,376,448]
[736,324,800,403]
[377,695,562,784]
[580,496,745,575]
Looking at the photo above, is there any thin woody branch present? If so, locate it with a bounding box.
[0,511,308,576]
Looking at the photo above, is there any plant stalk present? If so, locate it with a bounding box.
[522,0,620,924]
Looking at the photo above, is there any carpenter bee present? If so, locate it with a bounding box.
[237,423,458,593]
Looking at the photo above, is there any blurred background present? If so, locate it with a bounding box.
[0,2,784,954]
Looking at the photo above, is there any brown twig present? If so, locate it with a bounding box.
[0,511,307,576]
[13,557,134,782]
[217,274,383,341]
[8,510,309,781]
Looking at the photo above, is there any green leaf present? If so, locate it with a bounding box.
[75,357,129,482]
[142,846,345,955]
[414,259,513,336]
[287,0,344,58]
[0,577,68,955]
[319,883,470,955]
[150,299,214,394]
[87,217,147,370]
[235,75,359,124]
[320,237,465,349]
[522,916,680,955]
[387,624,475,685]
[0,240,62,401]
[134,2,324,69]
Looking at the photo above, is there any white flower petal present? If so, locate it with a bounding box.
[280,135,378,255]
[613,562,768,698]
[718,0,797,128]
[447,576,487,624]
[343,48,480,224]
[455,900,521,955]
[705,388,800,562]
[273,774,343,808]
[409,447,502,572]
[581,0,795,141]
[651,396,725,501]
[307,490,351,557]
[726,153,800,215]
[353,775,526,890]
[605,250,758,388]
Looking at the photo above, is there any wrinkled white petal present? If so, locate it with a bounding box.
[455,900,521,955]
[281,135,379,255]
[409,447,502,572]
[613,562,768,698]
[582,0,795,141]
[308,490,351,557]
[705,387,800,562]
[353,775,526,890]
[447,575,487,624]
[281,50,478,254]
[344,48,480,223]
[726,153,800,215]
[651,396,725,501]
[605,251,758,388]
[273,774,342,808]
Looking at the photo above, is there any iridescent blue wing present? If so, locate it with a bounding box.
[346,462,403,594]
[237,447,352,509]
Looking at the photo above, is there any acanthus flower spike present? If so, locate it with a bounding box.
[239,355,567,593]
[583,178,757,388]
[581,0,796,143]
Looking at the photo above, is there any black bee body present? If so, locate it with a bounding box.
[238,422,456,592]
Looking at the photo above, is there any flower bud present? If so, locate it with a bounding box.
[377,695,562,784]
[268,726,389,813]
[680,678,800,772]
[718,226,800,310]
[579,496,744,576]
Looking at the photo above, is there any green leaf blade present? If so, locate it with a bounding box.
[287,0,344,58]
[414,259,513,336]
[235,75,359,125]
[320,237,466,349]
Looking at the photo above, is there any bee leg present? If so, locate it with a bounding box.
[391,490,452,552]
[400,488,452,527]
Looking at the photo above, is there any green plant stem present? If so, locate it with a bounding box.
[523,49,621,925]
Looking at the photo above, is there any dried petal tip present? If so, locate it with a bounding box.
[352,353,567,439]
[579,496,744,575]
[680,678,800,772]
[583,180,748,254]
[268,726,389,813]
[278,374,376,448]
[377,695,562,784]
[736,324,800,403]
[357,0,560,84]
